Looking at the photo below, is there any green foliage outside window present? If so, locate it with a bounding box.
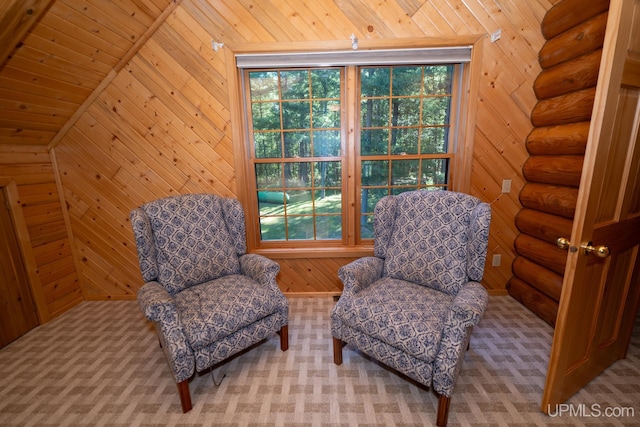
[250,69,342,241]
[247,64,455,242]
[359,65,453,238]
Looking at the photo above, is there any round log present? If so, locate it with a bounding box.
[512,256,563,301]
[539,12,608,69]
[519,183,578,219]
[526,122,590,155]
[541,0,609,40]
[523,155,584,187]
[534,49,602,99]
[507,277,559,327]
[514,234,568,275]
[515,208,573,244]
[531,87,596,127]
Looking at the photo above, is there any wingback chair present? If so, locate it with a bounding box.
[130,194,289,413]
[331,190,491,427]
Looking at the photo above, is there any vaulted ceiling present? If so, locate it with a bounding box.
[0,0,177,148]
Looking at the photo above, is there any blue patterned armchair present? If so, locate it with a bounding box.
[130,194,288,412]
[331,190,491,427]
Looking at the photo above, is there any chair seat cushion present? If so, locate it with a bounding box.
[174,275,284,351]
[335,278,453,363]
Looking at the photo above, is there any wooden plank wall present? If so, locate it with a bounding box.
[0,145,82,321]
[47,0,555,300]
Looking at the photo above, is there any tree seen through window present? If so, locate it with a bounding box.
[246,64,455,242]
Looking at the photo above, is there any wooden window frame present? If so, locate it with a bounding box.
[226,37,483,258]
[244,67,347,245]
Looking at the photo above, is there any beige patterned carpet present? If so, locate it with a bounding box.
[0,295,638,426]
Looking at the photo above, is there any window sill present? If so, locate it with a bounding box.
[249,246,374,259]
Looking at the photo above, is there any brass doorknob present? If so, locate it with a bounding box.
[581,242,610,258]
[556,237,610,258]
[556,237,571,250]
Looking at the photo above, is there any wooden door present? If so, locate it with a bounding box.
[542,0,640,412]
[0,189,39,348]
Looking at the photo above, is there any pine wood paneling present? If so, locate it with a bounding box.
[57,0,553,298]
[275,257,356,295]
[1,0,557,301]
[0,0,173,147]
[0,0,54,68]
[0,145,82,321]
[54,6,239,299]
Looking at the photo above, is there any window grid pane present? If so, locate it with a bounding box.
[249,68,343,242]
[359,65,454,239]
[244,61,461,247]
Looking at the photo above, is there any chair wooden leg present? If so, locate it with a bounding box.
[436,394,451,427]
[279,325,289,351]
[177,380,192,413]
[333,337,343,365]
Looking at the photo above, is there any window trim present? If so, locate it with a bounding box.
[225,37,484,257]
[235,46,472,68]
[243,67,347,245]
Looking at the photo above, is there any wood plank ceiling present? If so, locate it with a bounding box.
[0,0,557,306]
[0,0,176,146]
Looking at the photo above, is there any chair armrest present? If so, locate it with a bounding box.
[137,281,177,322]
[337,256,384,296]
[239,253,280,287]
[137,281,195,384]
[446,281,488,329]
[432,281,488,397]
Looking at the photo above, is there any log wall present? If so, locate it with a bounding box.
[507,0,610,326]
[0,145,83,321]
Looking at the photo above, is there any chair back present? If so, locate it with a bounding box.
[130,194,246,295]
[373,190,491,296]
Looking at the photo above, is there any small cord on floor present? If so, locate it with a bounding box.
[211,368,226,387]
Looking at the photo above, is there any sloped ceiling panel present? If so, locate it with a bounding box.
[0,0,173,146]
[0,0,55,70]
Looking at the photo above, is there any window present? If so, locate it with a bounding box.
[248,69,343,241]
[359,65,455,238]
[235,43,476,252]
